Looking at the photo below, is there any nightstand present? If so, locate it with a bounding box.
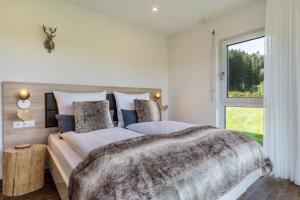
[2,144,46,197]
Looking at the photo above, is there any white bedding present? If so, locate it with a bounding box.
[61,127,143,158]
[126,121,198,135]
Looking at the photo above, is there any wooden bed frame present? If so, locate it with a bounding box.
[47,146,69,200]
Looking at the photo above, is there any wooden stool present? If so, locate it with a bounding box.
[3,144,46,197]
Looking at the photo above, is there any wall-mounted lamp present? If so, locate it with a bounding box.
[17,90,31,109]
[18,89,30,100]
[154,93,168,120]
[155,93,161,100]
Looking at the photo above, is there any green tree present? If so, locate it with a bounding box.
[228,49,264,95]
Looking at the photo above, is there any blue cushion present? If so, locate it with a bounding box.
[121,110,138,127]
[55,115,75,133]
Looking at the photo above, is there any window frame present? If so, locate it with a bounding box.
[220,30,265,107]
[219,30,265,128]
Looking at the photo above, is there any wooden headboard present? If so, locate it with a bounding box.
[2,82,161,148]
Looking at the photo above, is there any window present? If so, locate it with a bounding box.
[227,37,264,98]
[219,31,264,144]
[225,107,264,144]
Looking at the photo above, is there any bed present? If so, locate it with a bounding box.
[44,91,270,200]
[47,124,269,200]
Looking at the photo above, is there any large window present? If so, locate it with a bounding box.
[220,31,264,144]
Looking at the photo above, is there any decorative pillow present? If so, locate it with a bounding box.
[53,91,107,115]
[113,92,149,127]
[55,114,75,133]
[134,99,161,123]
[72,101,113,133]
[121,109,138,127]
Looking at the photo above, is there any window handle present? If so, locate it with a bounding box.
[220,71,225,80]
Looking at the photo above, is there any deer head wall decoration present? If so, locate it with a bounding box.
[43,25,57,53]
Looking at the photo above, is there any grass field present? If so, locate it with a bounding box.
[226,107,264,144]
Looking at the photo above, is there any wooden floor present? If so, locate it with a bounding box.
[0,173,299,200]
[239,176,300,200]
[0,171,60,200]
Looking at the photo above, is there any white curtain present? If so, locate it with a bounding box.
[264,0,300,184]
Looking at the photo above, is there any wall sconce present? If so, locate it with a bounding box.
[154,93,168,120]
[17,89,32,121]
[155,93,161,100]
[18,90,31,109]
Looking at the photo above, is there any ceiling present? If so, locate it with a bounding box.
[62,0,254,35]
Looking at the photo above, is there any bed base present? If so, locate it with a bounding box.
[47,145,262,200]
[47,146,69,200]
[219,168,262,200]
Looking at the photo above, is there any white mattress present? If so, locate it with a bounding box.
[61,127,143,158]
[126,121,198,135]
[48,133,82,178]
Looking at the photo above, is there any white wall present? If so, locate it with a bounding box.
[168,0,266,125]
[0,0,168,178]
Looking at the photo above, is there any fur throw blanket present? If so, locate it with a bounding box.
[69,126,272,200]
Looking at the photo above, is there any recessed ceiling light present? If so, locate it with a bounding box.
[151,7,159,13]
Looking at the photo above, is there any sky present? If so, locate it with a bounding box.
[228,37,265,55]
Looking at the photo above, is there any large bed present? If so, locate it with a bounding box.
[4,82,267,200]
[41,87,271,200]
[48,122,269,200]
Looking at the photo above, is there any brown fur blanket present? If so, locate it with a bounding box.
[69,126,272,200]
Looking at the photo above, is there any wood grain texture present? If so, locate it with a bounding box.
[238,176,300,200]
[2,81,162,148]
[0,170,60,200]
[47,147,68,200]
[2,144,46,197]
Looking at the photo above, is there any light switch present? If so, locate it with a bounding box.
[12,120,35,129]
[24,120,35,128]
[13,121,23,129]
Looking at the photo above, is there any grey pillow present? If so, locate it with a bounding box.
[134,99,161,123]
[55,114,75,133]
[72,100,114,133]
[121,109,138,127]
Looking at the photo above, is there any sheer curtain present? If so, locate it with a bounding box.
[264,0,300,184]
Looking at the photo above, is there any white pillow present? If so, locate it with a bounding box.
[53,91,107,115]
[113,92,150,127]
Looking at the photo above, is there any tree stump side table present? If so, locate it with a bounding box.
[3,144,46,197]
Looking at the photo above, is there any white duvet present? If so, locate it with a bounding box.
[62,127,142,158]
[126,120,197,135]
[62,121,198,158]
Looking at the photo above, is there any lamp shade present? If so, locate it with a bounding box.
[18,90,30,100]
[155,93,161,100]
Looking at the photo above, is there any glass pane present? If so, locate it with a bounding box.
[227,37,264,98]
[226,107,263,144]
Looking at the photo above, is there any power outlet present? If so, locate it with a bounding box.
[13,120,35,129]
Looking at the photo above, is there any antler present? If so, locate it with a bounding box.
[49,27,57,37]
[49,27,57,34]
[43,25,50,37]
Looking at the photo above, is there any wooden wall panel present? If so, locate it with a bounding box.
[2,82,161,148]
